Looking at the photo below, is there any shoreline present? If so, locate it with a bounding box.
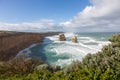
[16,43,38,58]
[0,31,61,61]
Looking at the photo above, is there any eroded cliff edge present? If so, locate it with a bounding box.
[0,31,60,61]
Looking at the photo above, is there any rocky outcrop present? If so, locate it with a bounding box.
[36,64,49,70]
[59,34,66,41]
[72,35,77,43]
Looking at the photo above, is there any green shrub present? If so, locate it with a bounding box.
[0,54,43,78]
[1,34,120,80]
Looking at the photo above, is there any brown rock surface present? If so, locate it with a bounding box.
[59,34,66,41]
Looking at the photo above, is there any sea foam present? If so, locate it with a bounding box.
[41,33,111,66]
[16,32,111,67]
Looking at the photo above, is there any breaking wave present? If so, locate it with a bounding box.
[17,32,112,67]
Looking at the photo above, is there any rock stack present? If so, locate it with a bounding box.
[72,35,77,43]
[59,34,66,41]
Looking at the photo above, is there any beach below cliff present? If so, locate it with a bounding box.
[0,31,60,61]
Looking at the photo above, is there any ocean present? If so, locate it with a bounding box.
[17,32,119,67]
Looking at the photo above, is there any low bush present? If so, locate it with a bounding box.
[0,34,120,80]
[0,54,43,78]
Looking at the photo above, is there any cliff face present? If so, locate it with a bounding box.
[0,31,60,61]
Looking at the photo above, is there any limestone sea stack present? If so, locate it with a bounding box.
[72,35,77,43]
[59,34,66,41]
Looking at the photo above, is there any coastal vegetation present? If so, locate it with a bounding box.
[0,34,120,80]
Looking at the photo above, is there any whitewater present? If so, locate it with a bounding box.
[17,32,114,67]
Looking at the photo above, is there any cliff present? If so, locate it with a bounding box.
[0,31,60,61]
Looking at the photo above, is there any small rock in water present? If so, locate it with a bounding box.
[59,34,66,41]
[72,35,77,43]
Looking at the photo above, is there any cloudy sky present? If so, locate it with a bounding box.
[0,0,120,32]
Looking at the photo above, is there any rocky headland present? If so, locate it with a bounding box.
[0,31,60,61]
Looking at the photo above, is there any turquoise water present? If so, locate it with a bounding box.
[22,32,119,66]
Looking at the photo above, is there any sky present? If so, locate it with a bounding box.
[0,0,120,32]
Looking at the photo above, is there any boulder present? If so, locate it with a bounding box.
[59,34,66,41]
[72,35,77,43]
[36,64,49,70]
